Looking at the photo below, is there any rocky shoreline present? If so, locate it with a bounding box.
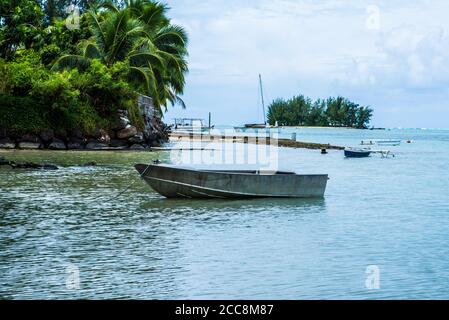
[0,156,101,170]
[0,109,170,151]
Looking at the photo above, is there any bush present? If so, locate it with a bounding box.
[72,60,142,130]
[0,95,48,134]
[0,51,143,136]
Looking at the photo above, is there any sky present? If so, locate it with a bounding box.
[163,0,449,128]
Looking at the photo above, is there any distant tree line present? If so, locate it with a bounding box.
[267,95,373,129]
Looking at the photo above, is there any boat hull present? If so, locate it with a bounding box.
[135,164,328,199]
[376,140,401,146]
[344,150,371,158]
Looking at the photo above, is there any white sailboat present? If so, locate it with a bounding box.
[244,74,270,128]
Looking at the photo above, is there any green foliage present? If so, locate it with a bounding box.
[41,1,104,24]
[0,95,48,133]
[0,49,137,134]
[73,59,138,118]
[0,0,46,60]
[267,95,373,129]
[0,1,188,136]
[52,1,189,112]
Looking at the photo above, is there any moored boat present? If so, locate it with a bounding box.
[360,139,401,146]
[376,139,401,146]
[172,118,213,132]
[344,147,371,158]
[135,164,328,199]
[244,123,268,128]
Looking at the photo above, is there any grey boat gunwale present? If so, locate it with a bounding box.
[135,164,328,199]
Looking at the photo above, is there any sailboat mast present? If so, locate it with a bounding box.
[259,74,266,124]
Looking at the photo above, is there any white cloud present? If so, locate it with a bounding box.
[165,0,449,127]
[339,25,449,90]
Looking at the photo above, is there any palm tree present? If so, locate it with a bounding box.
[52,0,188,112]
[120,0,188,109]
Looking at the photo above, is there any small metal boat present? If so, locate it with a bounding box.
[344,147,371,158]
[135,164,328,199]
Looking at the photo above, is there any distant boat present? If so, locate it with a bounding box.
[344,147,371,158]
[360,140,375,145]
[360,139,401,146]
[135,164,328,199]
[376,139,401,146]
[244,74,268,128]
[172,118,213,132]
[244,123,268,129]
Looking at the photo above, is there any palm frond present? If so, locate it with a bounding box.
[154,25,188,48]
[83,42,102,60]
[128,51,164,70]
[86,10,107,55]
[129,65,158,100]
[98,0,120,13]
[51,55,91,71]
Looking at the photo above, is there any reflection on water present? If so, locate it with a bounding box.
[141,197,325,213]
[2,128,449,299]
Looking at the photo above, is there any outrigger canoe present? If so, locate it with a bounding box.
[135,164,328,199]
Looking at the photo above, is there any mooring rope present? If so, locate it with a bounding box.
[101,161,155,202]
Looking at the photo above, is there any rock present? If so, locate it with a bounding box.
[41,164,59,170]
[48,139,66,150]
[98,129,110,143]
[10,162,58,170]
[54,129,68,141]
[67,138,85,149]
[67,142,84,149]
[85,141,109,150]
[20,133,40,143]
[111,110,130,130]
[0,156,10,166]
[39,129,54,143]
[107,129,116,140]
[0,138,16,149]
[129,143,146,150]
[128,132,144,144]
[117,125,137,139]
[18,142,42,149]
[69,128,84,140]
[83,161,97,166]
[109,139,128,148]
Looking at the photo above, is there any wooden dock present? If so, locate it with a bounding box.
[169,132,344,150]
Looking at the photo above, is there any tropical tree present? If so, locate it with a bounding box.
[0,0,46,60]
[52,0,188,112]
[267,94,373,128]
[40,0,103,24]
[356,106,373,129]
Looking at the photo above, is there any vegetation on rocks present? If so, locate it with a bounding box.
[0,0,188,148]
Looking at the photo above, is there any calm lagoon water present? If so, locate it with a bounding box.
[1,127,449,299]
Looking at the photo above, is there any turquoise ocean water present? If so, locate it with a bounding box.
[1,127,449,299]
